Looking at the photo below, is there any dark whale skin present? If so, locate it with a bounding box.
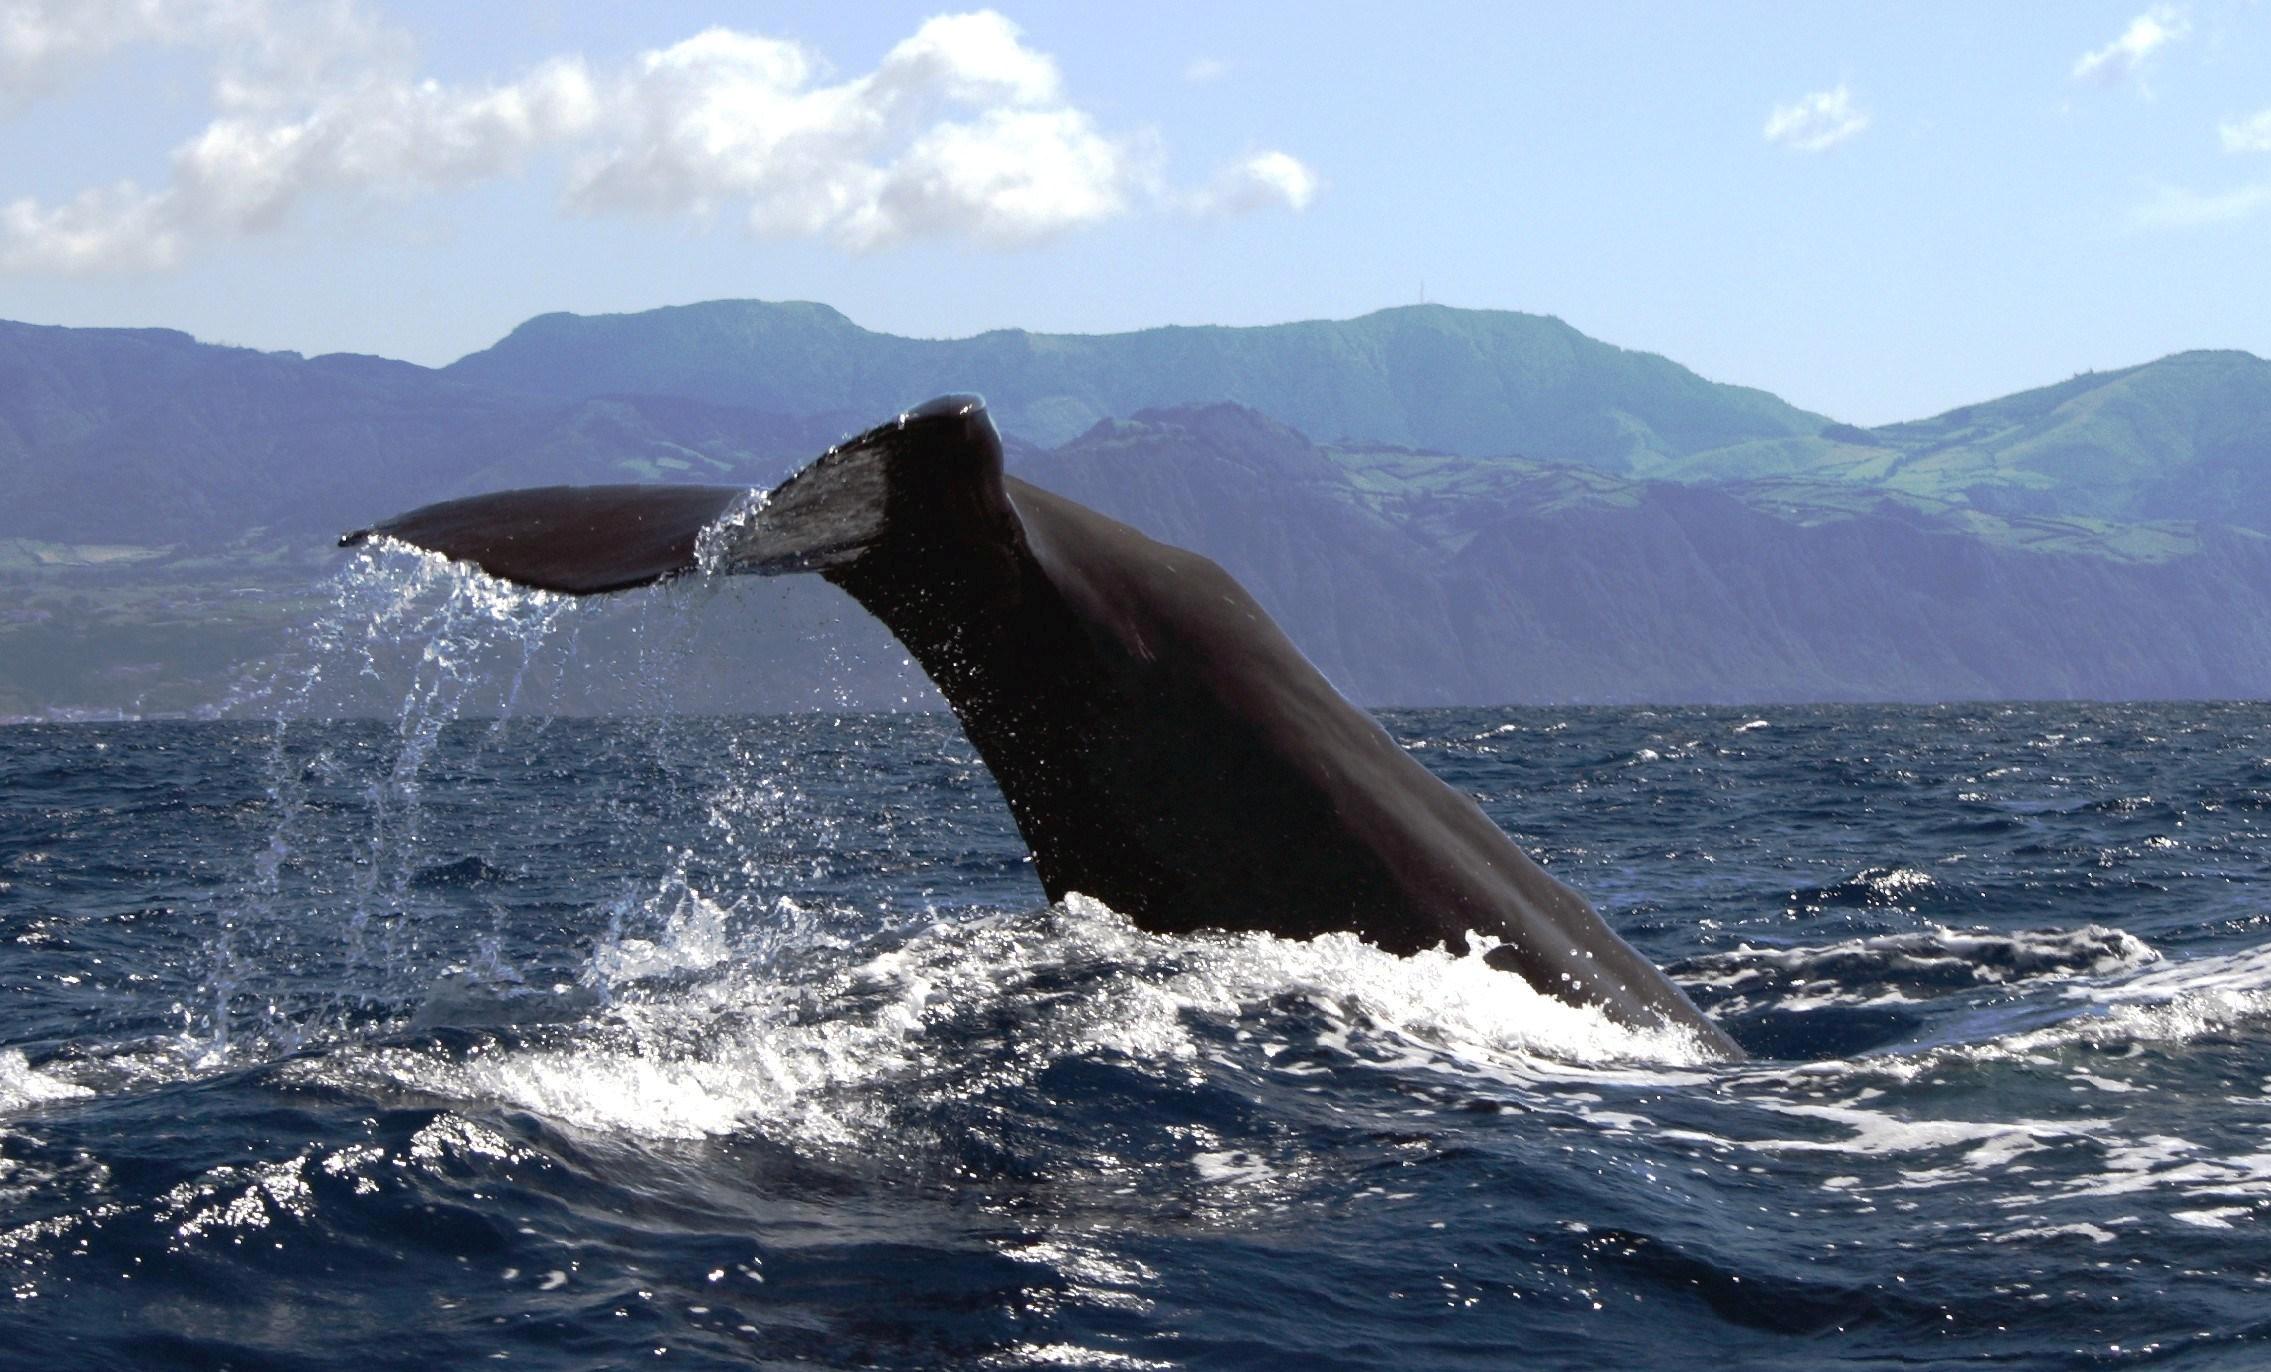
[345,396,1741,1058]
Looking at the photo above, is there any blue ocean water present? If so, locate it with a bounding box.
[5,564,2271,1368]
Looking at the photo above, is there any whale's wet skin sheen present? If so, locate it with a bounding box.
[343,397,1740,1055]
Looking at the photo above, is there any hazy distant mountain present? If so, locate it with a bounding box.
[5,307,2270,717]
[444,299,1828,472]
[0,319,835,549]
[1023,406,2271,705]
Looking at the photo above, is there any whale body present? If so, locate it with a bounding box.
[343,395,1741,1057]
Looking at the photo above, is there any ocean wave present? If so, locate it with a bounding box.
[297,894,1719,1145]
[1675,923,2158,1016]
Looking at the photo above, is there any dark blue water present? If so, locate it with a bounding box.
[5,564,2271,1368]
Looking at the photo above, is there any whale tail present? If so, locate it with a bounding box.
[339,394,1001,596]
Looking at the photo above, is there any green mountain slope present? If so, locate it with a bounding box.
[1673,350,2271,528]
[443,300,1827,472]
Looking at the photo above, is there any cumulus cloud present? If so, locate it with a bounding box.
[1,182,184,273]
[2222,109,2271,154]
[2129,180,2271,229]
[2,52,599,273]
[1185,151,1318,215]
[1183,56,1228,84]
[1763,85,1869,153]
[2072,7,2188,85]
[0,4,1314,273]
[2,0,205,105]
[560,16,1138,250]
[1,0,391,111]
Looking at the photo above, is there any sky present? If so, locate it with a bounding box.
[1,1,2267,424]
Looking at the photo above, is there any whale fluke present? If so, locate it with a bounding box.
[343,395,1744,1059]
[340,483,748,595]
[341,395,999,595]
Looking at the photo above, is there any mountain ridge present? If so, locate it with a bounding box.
[1672,348,2271,528]
[444,299,1832,470]
[3,304,2267,715]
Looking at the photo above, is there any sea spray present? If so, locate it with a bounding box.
[189,543,880,1065]
[195,547,586,1059]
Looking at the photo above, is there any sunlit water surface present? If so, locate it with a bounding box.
[3,554,2270,1368]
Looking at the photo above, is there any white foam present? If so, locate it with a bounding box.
[1129,909,1719,1073]
[986,1344,1174,1370]
[1990,1222,2117,1245]
[1979,1129,2271,1219]
[583,886,739,988]
[1676,923,2159,1014]
[1666,933,2271,1218]
[0,1050,92,1114]
[1932,941,2271,1061]
[2171,1206,2253,1229]
[1191,1150,1278,1186]
[1742,1099,2082,1182]
[308,894,1718,1144]
[2076,940,2271,1006]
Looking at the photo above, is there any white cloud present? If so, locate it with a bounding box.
[2,52,598,273]
[839,107,1141,249]
[2222,109,2271,153]
[1185,150,1318,215]
[1,0,390,112]
[870,10,1061,108]
[0,5,1311,273]
[2129,180,2271,229]
[1,183,183,273]
[2,0,205,104]
[1183,56,1228,84]
[1763,85,1869,153]
[562,14,1137,250]
[2072,7,2188,85]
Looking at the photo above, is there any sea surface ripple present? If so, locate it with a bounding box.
[3,579,2271,1368]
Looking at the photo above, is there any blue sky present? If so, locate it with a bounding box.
[1,2,2266,423]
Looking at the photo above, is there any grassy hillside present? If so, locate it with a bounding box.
[1671,350,2271,528]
